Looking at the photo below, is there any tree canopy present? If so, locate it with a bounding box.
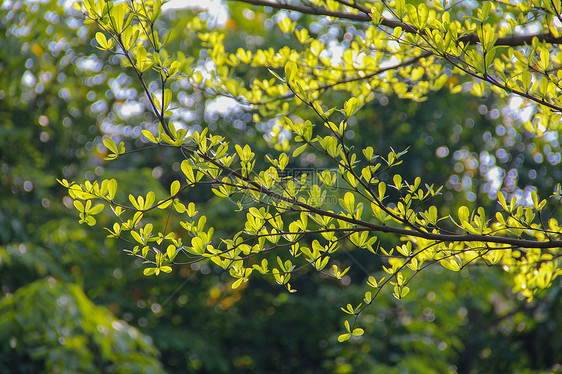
[64,0,562,341]
[2,0,562,372]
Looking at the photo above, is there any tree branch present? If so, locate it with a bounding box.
[180,143,562,250]
[233,0,562,47]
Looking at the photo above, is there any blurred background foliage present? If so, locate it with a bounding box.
[0,0,560,373]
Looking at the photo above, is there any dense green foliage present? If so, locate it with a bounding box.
[1,0,561,373]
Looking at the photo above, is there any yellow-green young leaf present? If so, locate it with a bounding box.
[361,167,372,182]
[293,144,307,157]
[344,97,359,117]
[367,276,378,288]
[498,191,508,211]
[187,202,197,217]
[441,257,462,271]
[341,303,355,314]
[363,146,374,161]
[153,0,162,21]
[338,333,351,342]
[458,206,470,224]
[285,61,297,83]
[395,0,405,17]
[479,1,492,21]
[129,194,140,210]
[191,237,205,254]
[173,200,186,213]
[170,180,180,196]
[312,101,324,116]
[278,153,289,170]
[143,267,157,276]
[340,192,355,213]
[427,206,437,224]
[364,291,372,303]
[83,216,96,226]
[168,60,181,77]
[73,200,85,212]
[103,137,118,154]
[145,191,155,209]
[157,199,172,209]
[485,250,503,265]
[531,189,539,209]
[267,68,283,81]
[142,130,158,143]
[471,81,485,97]
[131,230,143,244]
[378,182,386,200]
[107,179,117,200]
[352,328,364,336]
[393,174,402,189]
[509,195,517,212]
[278,17,294,34]
[95,32,109,49]
[315,256,330,270]
[163,89,172,111]
[88,204,104,215]
[160,266,172,273]
[110,2,127,33]
[57,178,70,187]
[167,244,177,261]
[181,160,195,182]
[371,203,388,223]
[393,285,410,299]
[295,28,310,43]
[232,278,245,289]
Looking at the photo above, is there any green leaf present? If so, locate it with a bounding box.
[191,237,204,254]
[340,192,355,213]
[498,191,508,211]
[458,206,469,224]
[378,182,386,200]
[103,137,118,154]
[351,328,364,336]
[344,97,359,117]
[73,200,84,212]
[395,0,405,18]
[131,230,143,245]
[293,144,307,157]
[166,244,177,261]
[170,180,180,196]
[232,278,244,289]
[362,146,374,161]
[163,88,172,111]
[95,32,108,49]
[268,68,283,81]
[338,333,351,342]
[142,129,158,143]
[284,61,297,82]
[88,204,104,215]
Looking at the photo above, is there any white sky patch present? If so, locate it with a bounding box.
[319,41,344,66]
[119,101,144,119]
[163,0,228,25]
[508,96,534,122]
[206,96,246,116]
[76,56,103,73]
[380,55,400,69]
[486,166,503,198]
